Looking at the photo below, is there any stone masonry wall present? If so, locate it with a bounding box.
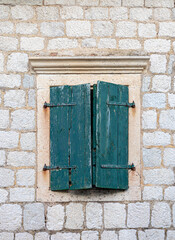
[0,0,175,239]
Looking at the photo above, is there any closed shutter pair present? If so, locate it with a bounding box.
[49,81,131,190]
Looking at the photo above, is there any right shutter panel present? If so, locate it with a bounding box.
[95,81,129,189]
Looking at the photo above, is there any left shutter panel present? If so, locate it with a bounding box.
[50,84,92,190]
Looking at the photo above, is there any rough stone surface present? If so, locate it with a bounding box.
[28,89,36,107]
[61,6,83,19]
[82,38,96,48]
[173,204,175,227]
[110,7,128,20]
[159,22,175,37]
[144,39,170,53]
[142,76,151,92]
[150,54,167,73]
[0,150,5,166]
[119,230,137,240]
[164,148,175,166]
[160,110,175,130]
[123,0,143,6]
[0,53,4,72]
[0,131,19,149]
[16,169,35,186]
[51,233,80,240]
[143,186,163,200]
[20,133,36,150]
[7,53,28,73]
[164,186,175,201]
[11,110,35,130]
[142,110,157,129]
[142,132,170,146]
[130,8,152,21]
[100,0,121,6]
[143,148,161,167]
[65,203,84,229]
[23,75,34,88]
[15,233,33,240]
[0,6,10,19]
[104,203,126,228]
[24,203,45,230]
[0,189,8,203]
[85,7,108,19]
[98,39,116,48]
[0,232,14,240]
[37,6,59,20]
[0,168,14,187]
[0,21,13,34]
[167,231,175,240]
[11,6,34,20]
[47,205,64,230]
[0,204,22,231]
[154,8,171,20]
[151,202,171,228]
[168,93,175,107]
[143,169,174,185]
[0,37,18,51]
[10,188,35,202]
[81,231,99,240]
[116,21,136,37]
[143,93,166,108]
[127,203,150,228]
[0,110,9,129]
[21,37,44,51]
[7,151,35,167]
[48,38,78,49]
[145,0,174,7]
[41,22,64,37]
[16,23,38,35]
[35,232,50,240]
[0,74,21,88]
[119,39,141,50]
[66,21,91,37]
[86,203,102,229]
[138,23,156,38]
[4,90,25,108]
[101,231,118,240]
[138,229,165,240]
[93,21,113,36]
[152,75,171,92]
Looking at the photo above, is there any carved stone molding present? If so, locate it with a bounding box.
[29,56,150,74]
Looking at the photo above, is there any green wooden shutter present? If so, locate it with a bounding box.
[95,81,129,189]
[50,84,92,190]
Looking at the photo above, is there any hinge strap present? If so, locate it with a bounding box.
[107,101,135,108]
[43,101,76,108]
[101,163,135,171]
[43,164,76,171]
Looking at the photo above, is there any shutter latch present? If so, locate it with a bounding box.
[43,101,76,108]
[43,164,76,171]
[107,101,135,108]
[101,163,135,171]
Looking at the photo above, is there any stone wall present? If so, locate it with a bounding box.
[0,0,175,239]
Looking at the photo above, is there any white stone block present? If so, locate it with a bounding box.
[0,74,21,88]
[123,0,143,6]
[0,22,13,34]
[127,203,150,228]
[168,55,175,74]
[143,148,161,167]
[110,7,128,20]
[66,203,84,229]
[150,54,167,74]
[145,0,174,7]
[11,6,34,20]
[28,89,36,108]
[66,21,91,37]
[15,233,33,240]
[160,110,175,130]
[0,189,8,203]
[77,0,98,6]
[167,230,175,240]
[0,131,19,149]
[23,75,34,88]
[154,8,171,20]
[98,39,116,48]
[142,76,151,92]
[101,231,118,240]
[0,204,22,231]
[21,37,44,51]
[138,23,156,38]
[20,133,36,150]
[7,151,35,167]
[47,205,64,230]
[0,151,5,166]
[119,39,141,50]
[4,90,25,108]
[143,169,174,185]
[0,6,10,19]
[164,187,175,201]
[86,203,102,229]
[51,233,80,240]
[0,110,9,129]
[142,110,157,129]
[35,232,50,240]
[164,148,175,166]
[24,203,45,230]
[48,38,78,50]
[168,93,175,107]
[0,232,14,240]
[173,204,175,227]
[37,6,59,20]
[143,186,163,200]
[10,188,35,202]
[159,22,175,37]
[16,23,38,35]
[151,202,171,228]
[0,37,18,51]
[16,169,35,187]
[130,8,152,21]
[152,75,171,92]
[138,229,165,240]
[0,53,3,72]
[143,131,171,146]
[93,21,113,36]
[119,230,137,240]
[4,0,42,4]
[116,21,136,37]
[7,53,28,73]
[82,231,99,240]
[61,6,83,19]
[100,0,121,6]
[144,39,170,53]
[45,0,75,4]
[104,203,126,228]
[82,38,96,48]
[143,93,166,108]
[41,22,64,37]
[11,110,35,130]
[85,7,108,19]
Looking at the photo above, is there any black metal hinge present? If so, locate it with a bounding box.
[101,163,135,171]
[43,164,76,171]
[43,101,76,108]
[107,101,135,108]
